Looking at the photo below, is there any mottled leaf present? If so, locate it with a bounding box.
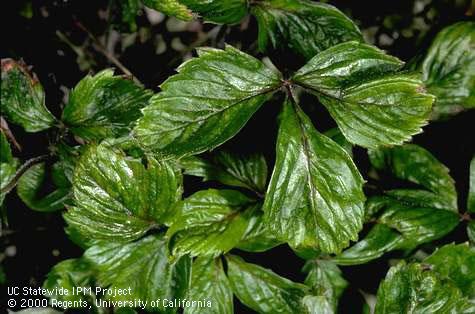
[251,0,362,60]
[84,234,191,313]
[369,144,457,211]
[425,243,475,298]
[167,189,258,257]
[303,260,348,312]
[293,41,434,149]
[418,22,475,118]
[179,150,268,193]
[1,59,56,132]
[226,255,310,314]
[263,98,365,253]
[134,45,281,157]
[185,257,233,314]
[17,162,71,212]
[64,144,182,242]
[62,69,152,141]
[375,262,472,314]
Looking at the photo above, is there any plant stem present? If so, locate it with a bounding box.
[1,155,49,195]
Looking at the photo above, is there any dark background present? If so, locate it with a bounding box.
[1,0,474,313]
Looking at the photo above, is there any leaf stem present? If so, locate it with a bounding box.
[1,155,49,195]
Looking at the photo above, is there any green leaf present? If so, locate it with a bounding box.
[180,0,248,24]
[185,257,233,314]
[84,234,191,313]
[418,22,475,118]
[17,162,71,212]
[369,144,457,211]
[134,45,281,157]
[375,262,473,314]
[117,0,141,32]
[62,69,152,141]
[301,295,334,314]
[263,98,365,253]
[179,150,268,193]
[293,41,434,149]
[226,254,310,313]
[468,221,475,244]
[303,260,348,312]
[251,0,362,60]
[335,199,459,265]
[43,258,95,304]
[324,127,353,157]
[236,209,281,252]
[334,224,403,266]
[0,131,19,205]
[469,156,475,213]
[0,130,13,163]
[167,189,257,257]
[425,243,475,299]
[143,0,193,21]
[64,144,182,242]
[1,59,56,132]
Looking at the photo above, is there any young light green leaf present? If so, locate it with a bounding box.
[469,156,475,213]
[293,41,434,149]
[425,243,475,298]
[236,209,281,252]
[369,144,457,211]
[264,98,365,253]
[418,22,475,118]
[180,0,248,24]
[43,258,95,304]
[62,69,152,141]
[167,189,258,257]
[134,45,281,157]
[17,162,71,212]
[375,262,472,314]
[226,255,310,314]
[185,257,233,314]
[84,234,190,313]
[64,144,182,242]
[251,0,362,60]
[142,0,193,21]
[179,150,268,193]
[302,260,348,312]
[1,59,56,132]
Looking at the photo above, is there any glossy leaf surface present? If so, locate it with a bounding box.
[134,45,281,157]
[293,41,434,149]
[264,98,365,253]
[62,69,152,141]
[1,59,55,132]
[251,0,362,60]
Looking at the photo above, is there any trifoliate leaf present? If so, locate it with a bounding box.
[1,59,56,132]
[263,98,365,253]
[180,0,248,24]
[17,162,71,212]
[84,234,190,313]
[469,156,475,213]
[334,224,403,266]
[425,243,475,298]
[292,41,434,149]
[134,45,281,157]
[62,69,153,141]
[143,0,193,21]
[375,262,473,314]
[417,22,475,118]
[167,189,258,257]
[64,144,182,242]
[251,0,362,60]
[43,258,95,304]
[303,260,348,312]
[179,150,268,193]
[369,144,457,211]
[0,131,19,205]
[226,255,310,314]
[185,257,233,314]
[236,209,281,252]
